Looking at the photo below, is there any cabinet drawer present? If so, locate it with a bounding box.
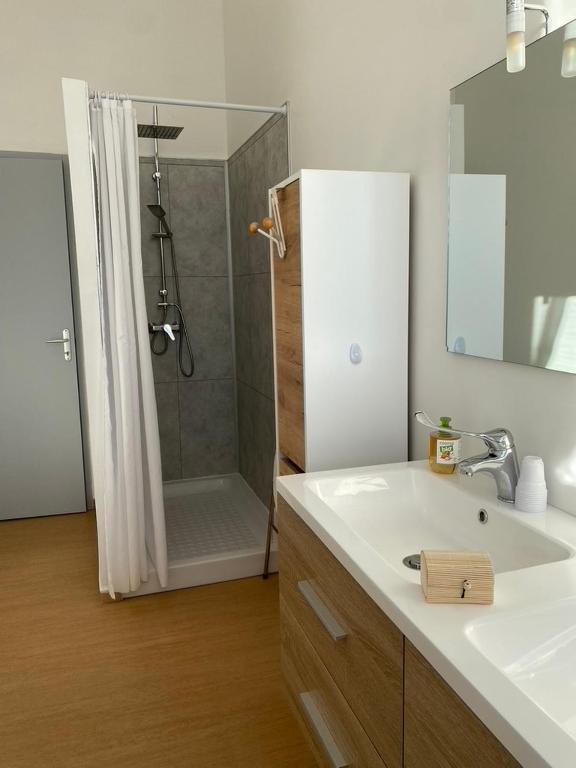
[282,596,386,768]
[278,498,403,768]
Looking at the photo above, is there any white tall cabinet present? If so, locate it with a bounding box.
[271,169,409,475]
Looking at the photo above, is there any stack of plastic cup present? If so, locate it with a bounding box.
[515,456,547,513]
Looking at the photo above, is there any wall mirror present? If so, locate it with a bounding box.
[447,20,576,374]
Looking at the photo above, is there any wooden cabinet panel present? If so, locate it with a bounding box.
[276,358,305,470]
[278,457,302,476]
[282,596,386,768]
[279,498,404,768]
[274,179,305,470]
[275,180,301,281]
[274,276,301,366]
[274,282,303,366]
[404,641,521,768]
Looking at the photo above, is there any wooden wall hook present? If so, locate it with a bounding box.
[248,218,274,236]
[245,189,286,258]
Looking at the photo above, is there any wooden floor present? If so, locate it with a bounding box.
[0,511,317,768]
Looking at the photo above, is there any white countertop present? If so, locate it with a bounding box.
[277,460,576,768]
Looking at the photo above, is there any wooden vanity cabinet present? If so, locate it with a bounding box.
[279,498,403,768]
[279,497,523,768]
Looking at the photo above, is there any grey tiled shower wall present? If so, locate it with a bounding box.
[139,114,288,498]
[140,158,235,481]
[228,115,290,505]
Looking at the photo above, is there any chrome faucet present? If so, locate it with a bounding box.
[414,412,520,503]
[457,428,519,504]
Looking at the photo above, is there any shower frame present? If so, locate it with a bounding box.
[62,78,289,591]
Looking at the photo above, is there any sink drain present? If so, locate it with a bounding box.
[403,554,421,571]
[478,508,489,524]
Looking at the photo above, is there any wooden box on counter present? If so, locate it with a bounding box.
[420,550,494,605]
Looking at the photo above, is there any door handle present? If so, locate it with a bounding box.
[45,328,71,361]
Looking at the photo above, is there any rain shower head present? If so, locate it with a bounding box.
[137,123,184,140]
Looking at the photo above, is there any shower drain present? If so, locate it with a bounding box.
[402,554,421,571]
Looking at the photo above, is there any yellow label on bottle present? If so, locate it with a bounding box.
[436,439,460,465]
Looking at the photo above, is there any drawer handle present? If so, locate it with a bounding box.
[299,692,350,768]
[297,581,348,642]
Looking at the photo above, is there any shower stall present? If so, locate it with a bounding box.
[62,79,289,597]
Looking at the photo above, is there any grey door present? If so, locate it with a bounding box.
[0,156,85,519]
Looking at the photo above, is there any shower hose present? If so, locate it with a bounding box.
[150,235,195,378]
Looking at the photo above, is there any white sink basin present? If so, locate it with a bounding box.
[305,466,573,582]
[467,600,576,739]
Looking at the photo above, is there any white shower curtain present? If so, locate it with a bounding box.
[89,95,168,596]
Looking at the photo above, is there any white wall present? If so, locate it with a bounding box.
[223,0,576,515]
[0,0,228,159]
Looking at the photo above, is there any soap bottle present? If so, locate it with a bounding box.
[429,417,460,475]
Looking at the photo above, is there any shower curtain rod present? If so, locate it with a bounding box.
[88,91,286,115]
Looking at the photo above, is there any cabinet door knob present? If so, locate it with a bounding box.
[349,342,362,364]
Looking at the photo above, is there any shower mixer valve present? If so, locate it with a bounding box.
[162,323,176,342]
[148,322,180,339]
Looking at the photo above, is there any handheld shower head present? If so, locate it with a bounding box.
[147,204,173,237]
[147,203,167,220]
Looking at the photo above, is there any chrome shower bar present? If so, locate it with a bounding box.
[89,91,287,115]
